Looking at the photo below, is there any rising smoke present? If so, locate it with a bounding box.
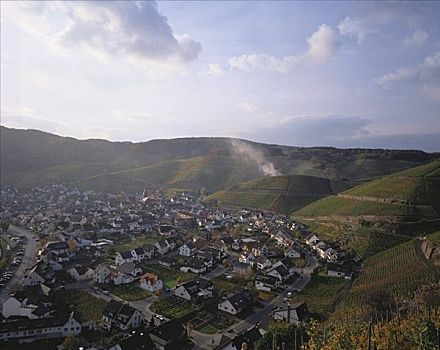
[230,140,281,177]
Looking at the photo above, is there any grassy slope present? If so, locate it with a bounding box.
[206,174,353,214]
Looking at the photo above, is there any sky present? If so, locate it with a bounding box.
[1,1,439,151]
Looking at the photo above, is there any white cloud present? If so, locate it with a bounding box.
[229,54,300,73]
[338,2,433,44]
[228,24,337,73]
[307,24,339,62]
[375,67,417,86]
[237,101,263,113]
[6,1,201,68]
[201,63,225,77]
[403,30,429,47]
[375,51,440,100]
[338,16,375,44]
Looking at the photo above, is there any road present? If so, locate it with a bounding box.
[0,225,39,304]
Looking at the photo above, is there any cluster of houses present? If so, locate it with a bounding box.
[300,231,353,280]
[0,184,328,348]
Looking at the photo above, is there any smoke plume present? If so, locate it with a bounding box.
[230,140,281,177]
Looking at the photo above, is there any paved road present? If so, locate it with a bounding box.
[0,225,39,304]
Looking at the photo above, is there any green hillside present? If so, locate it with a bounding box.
[295,160,440,220]
[1,126,438,193]
[74,155,263,193]
[206,174,353,214]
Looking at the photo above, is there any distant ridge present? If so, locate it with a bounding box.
[1,126,438,193]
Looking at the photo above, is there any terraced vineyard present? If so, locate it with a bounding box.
[342,234,438,309]
[207,174,352,214]
[295,275,350,319]
[295,196,438,218]
[295,160,440,220]
[349,230,411,259]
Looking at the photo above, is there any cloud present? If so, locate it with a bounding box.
[246,115,370,147]
[200,63,225,77]
[403,30,429,47]
[338,2,435,44]
[228,24,338,73]
[307,24,339,62]
[8,1,201,66]
[338,16,376,44]
[375,67,417,86]
[229,54,300,73]
[375,51,440,99]
[237,101,263,113]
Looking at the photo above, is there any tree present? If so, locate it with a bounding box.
[67,238,77,252]
[62,335,79,350]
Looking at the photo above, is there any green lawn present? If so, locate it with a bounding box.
[141,263,195,289]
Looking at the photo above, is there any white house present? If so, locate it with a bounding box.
[102,300,144,331]
[218,290,253,315]
[179,242,197,257]
[0,312,81,342]
[272,302,309,324]
[115,251,135,266]
[94,265,111,284]
[174,278,213,302]
[266,265,290,282]
[22,266,45,286]
[284,249,301,259]
[139,273,163,293]
[254,274,280,292]
[69,265,95,281]
[155,239,171,255]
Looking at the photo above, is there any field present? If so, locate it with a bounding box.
[150,295,198,319]
[207,174,352,214]
[294,275,350,319]
[342,235,438,309]
[58,289,107,322]
[113,234,158,252]
[189,310,235,334]
[299,220,347,241]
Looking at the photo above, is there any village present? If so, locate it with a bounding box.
[0,185,357,350]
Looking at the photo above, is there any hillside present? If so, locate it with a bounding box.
[1,126,438,193]
[206,174,353,214]
[295,160,440,221]
[340,231,439,312]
